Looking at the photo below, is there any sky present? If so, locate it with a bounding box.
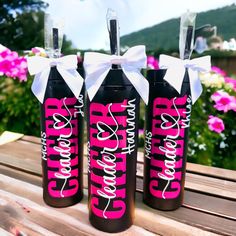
[44,0,236,50]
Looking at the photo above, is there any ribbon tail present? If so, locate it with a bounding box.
[188,69,203,104]
[163,66,185,94]
[123,67,149,104]
[57,66,84,99]
[31,67,50,103]
[85,66,111,101]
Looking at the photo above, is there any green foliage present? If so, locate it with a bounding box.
[188,86,236,170]
[0,77,40,136]
[0,0,77,53]
[121,4,236,51]
[0,0,47,50]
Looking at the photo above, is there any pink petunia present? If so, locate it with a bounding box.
[211,66,226,77]
[147,55,159,70]
[0,59,13,74]
[31,47,41,54]
[0,46,28,81]
[139,129,144,136]
[225,77,236,91]
[211,90,236,112]
[207,115,225,133]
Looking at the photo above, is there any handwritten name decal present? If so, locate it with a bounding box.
[149,95,191,199]
[44,96,83,198]
[89,99,136,219]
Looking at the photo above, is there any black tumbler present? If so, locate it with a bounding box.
[40,66,84,207]
[143,69,192,210]
[87,69,140,232]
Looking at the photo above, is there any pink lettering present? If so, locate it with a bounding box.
[45,97,80,198]
[149,95,191,199]
[89,100,131,219]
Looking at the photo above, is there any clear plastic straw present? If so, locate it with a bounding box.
[179,11,197,60]
[44,13,64,58]
[106,8,120,56]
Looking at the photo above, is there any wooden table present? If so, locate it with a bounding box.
[0,135,235,236]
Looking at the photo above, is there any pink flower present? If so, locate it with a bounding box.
[0,46,28,81]
[211,90,236,112]
[0,59,13,74]
[211,66,226,77]
[31,47,41,54]
[31,47,46,57]
[0,49,18,61]
[207,115,225,133]
[139,129,144,136]
[225,77,236,91]
[147,55,159,70]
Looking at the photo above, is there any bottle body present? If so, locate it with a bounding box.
[143,69,192,210]
[41,67,84,207]
[87,69,140,232]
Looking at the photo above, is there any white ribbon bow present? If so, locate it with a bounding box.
[159,54,211,104]
[83,45,149,104]
[27,55,84,103]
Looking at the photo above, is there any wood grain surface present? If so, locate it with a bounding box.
[0,135,235,236]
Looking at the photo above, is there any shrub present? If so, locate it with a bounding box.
[188,67,236,170]
[0,45,40,136]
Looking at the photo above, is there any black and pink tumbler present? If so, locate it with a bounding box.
[84,8,148,232]
[27,23,85,207]
[143,69,191,210]
[40,66,84,207]
[87,70,140,232]
[143,11,210,210]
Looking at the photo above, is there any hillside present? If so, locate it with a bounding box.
[120,5,236,51]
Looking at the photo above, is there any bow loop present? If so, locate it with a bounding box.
[159,54,211,104]
[123,45,147,68]
[190,56,211,72]
[56,55,78,70]
[84,45,149,104]
[27,55,84,103]
[27,56,50,75]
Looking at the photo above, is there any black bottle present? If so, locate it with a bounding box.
[40,66,84,207]
[143,69,192,210]
[87,69,140,232]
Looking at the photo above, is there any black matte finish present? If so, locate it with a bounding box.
[87,69,140,232]
[40,66,84,207]
[143,69,191,210]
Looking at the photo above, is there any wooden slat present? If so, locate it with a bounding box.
[182,190,236,221]
[1,138,236,235]
[137,151,236,182]
[2,145,236,201]
[1,163,235,222]
[1,141,236,204]
[19,137,236,182]
[0,165,42,187]
[135,177,236,221]
[186,162,236,182]
[0,141,41,175]
[0,174,157,236]
[0,174,225,236]
[20,135,41,144]
[136,162,236,200]
[0,198,53,236]
[0,193,156,236]
[135,193,235,236]
[185,172,236,200]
